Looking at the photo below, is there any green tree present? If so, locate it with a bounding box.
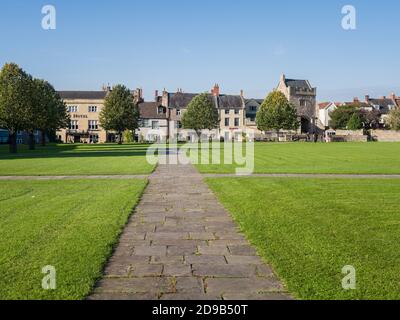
[100,85,140,144]
[256,91,299,139]
[181,93,219,139]
[347,112,364,130]
[329,104,359,129]
[0,63,33,153]
[33,79,69,147]
[387,108,400,131]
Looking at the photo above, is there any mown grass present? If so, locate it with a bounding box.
[0,179,147,300]
[206,177,400,300]
[194,142,400,174]
[0,144,155,176]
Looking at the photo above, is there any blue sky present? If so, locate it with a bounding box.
[0,0,399,101]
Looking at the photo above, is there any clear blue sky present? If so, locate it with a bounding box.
[1,0,399,102]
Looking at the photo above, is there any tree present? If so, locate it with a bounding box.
[0,63,33,153]
[387,108,400,131]
[33,79,69,147]
[347,112,364,130]
[360,109,380,130]
[99,85,139,144]
[181,93,219,139]
[256,91,299,139]
[329,104,359,130]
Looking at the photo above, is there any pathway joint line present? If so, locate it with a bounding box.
[90,152,291,300]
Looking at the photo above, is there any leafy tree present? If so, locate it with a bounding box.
[181,93,219,139]
[100,85,140,144]
[347,112,364,130]
[33,79,69,147]
[329,104,359,129]
[360,109,380,130]
[387,108,400,131]
[256,91,299,138]
[0,63,33,153]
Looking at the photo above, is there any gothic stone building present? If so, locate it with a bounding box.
[277,74,317,133]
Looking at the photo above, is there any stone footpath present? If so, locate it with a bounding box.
[89,160,291,300]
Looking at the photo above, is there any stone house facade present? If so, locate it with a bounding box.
[277,74,317,133]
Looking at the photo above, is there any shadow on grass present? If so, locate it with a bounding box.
[0,144,153,160]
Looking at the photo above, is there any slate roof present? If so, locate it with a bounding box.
[284,79,311,89]
[168,92,244,109]
[58,91,108,100]
[168,93,199,109]
[138,102,167,119]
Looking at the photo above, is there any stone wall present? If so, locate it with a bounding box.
[371,130,400,142]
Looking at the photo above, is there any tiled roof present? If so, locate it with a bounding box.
[58,91,108,100]
[138,102,167,119]
[318,102,331,110]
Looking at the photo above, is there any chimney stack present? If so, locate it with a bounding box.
[280,74,286,83]
[390,92,396,101]
[155,90,159,102]
[212,84,220,96]
[240,89,244,97]
[365,95,370,102]
[353,97,359,103]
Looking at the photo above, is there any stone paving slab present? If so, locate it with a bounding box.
[89,155,291,300]
[0,175,149,180]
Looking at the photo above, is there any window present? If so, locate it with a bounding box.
[176,121,182,129]
[68,106,78,113]
[69,120,79,130]
[152,121,159,129]
[89,134,99,143]
[235,109,240,115]
[224,109,229,115]
[88,106,98,113]
[300,100,306,107]
[142,119,151,128]
[225,118,230,127]
[88,120,99,130]
[158,107,165,114]
[176,109,181,116]
[250,106,257,112]
[235,118,240,127]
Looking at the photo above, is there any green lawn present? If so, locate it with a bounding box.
[194,142,400,174]
[0,179,147,300]
[0,144,155,176]
[206,178,400,300]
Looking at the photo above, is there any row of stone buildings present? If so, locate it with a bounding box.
[55,74,319,143]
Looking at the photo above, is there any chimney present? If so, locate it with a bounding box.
[155,90,159,102]
[365,95,370,102]
[280,74,286,83]
[353,97,359,103]
[390,92,396,101]
[380,96,386,100]
[212,84,220,96]
[240,89,244,97]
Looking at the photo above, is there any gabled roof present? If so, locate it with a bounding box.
[318,102,331,110]
[168,93,199,109]
[216,95,244,109]
[138,102,166,120]
[245,99,264,105]
[368,98,396,107]
[58,91,108,100]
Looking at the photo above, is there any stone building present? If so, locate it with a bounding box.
[57,90,109,143]
[277,74,317,133]
[161,85,246,141]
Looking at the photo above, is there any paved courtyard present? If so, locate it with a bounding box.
[89,157,291,300]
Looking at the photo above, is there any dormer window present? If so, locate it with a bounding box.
[176,109,181,116]
[158,107,165,114]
